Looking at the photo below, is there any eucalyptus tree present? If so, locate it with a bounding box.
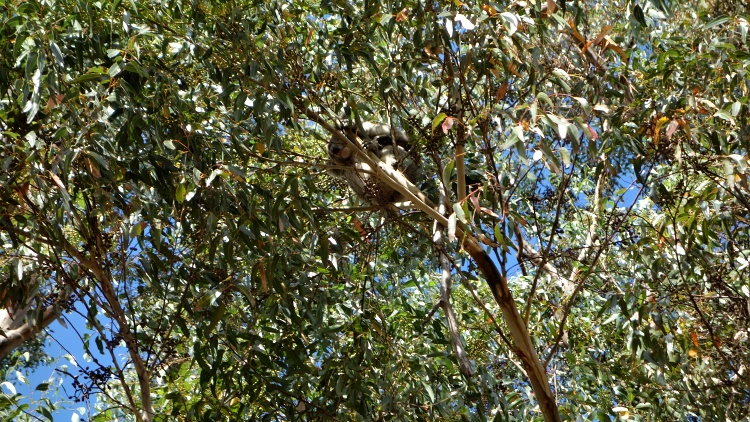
[1,0,749,420]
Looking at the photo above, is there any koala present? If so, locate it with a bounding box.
[326,120,420,206]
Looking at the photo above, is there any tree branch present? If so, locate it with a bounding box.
[0,304,58,360]
[433,187,473,376]
[25,176,155,422]
[305,107,561,421]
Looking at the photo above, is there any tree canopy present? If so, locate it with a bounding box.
[1,0,749,420]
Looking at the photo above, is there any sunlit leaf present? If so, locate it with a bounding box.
[704,16,730,29]
[500,12,518,36]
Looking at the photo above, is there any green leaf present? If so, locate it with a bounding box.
[500,12,518,36]
[536,92,553,107]
[633,5,646,26]
[442,159,455,188]
[558,147,571,167]
[602,313,620,325]
[206,169,223,186]
[731,101,741,116]
[49,42,64,67]
[108,62,124,78]
[422,381,435,401]
[704,16,729,29]
[70,72,110,84]
[453,202,467,224]
[206,303,226,335]
[573,96,591,117]
[226,165,247,182]
[713,109,733,123]
[500,131,519,150]
[16,2,38,15]
[176,184,186,202]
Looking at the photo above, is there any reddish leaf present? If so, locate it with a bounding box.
[441,117,455,134]
[496,82,508,102]
[666,120,679,140]
[395,8,408,22]
[582,25,612,55]
[690,331,700,348]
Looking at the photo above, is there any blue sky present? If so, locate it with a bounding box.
[12,309,105,421]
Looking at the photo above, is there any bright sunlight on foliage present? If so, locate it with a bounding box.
[1,0,749,420]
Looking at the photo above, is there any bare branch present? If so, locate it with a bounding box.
[433,187,473,377]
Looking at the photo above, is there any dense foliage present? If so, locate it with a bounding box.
[1,0,749,420]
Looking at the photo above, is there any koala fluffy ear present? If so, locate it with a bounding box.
[359,121,410,151]
[332,119,361,141]
[334,119,410,149]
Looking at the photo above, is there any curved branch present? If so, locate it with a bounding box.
[23,178,155,422]
[433,188,473,376]
[305,107,561,422]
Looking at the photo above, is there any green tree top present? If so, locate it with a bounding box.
[1,0,749,420]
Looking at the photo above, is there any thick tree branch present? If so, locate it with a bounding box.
[0,303,58,360]
[306,108,561,422]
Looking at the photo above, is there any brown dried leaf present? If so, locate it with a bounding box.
[496,82,508,102]
[395,8,409,22]
[582,24,612,55]
[602,36,628,61]
[259,262,268,292]
[690,331,700,348]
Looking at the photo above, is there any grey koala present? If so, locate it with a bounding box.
[326,120,420,206]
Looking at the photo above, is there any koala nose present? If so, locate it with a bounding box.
[328,143,342,155]
[328,143,352,159]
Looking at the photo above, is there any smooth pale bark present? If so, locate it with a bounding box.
[0,303,58,360]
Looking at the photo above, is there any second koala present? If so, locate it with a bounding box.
[327,120,420,206]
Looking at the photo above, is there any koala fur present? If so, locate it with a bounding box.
[326,121,420,206]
